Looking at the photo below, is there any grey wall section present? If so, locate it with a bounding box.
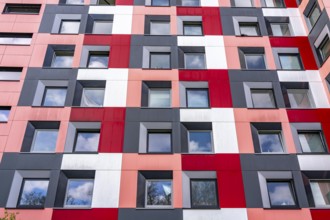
[0,171,15,206]
[118,209,183,220]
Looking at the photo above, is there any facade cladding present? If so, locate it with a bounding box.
[0,0,330,219]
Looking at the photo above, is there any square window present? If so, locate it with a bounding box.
[87,52,109,68]
[278,54,302,70]
[184,53,206,69]
[92,21,112,34]
[310,181,330,207]
[308,3,321,27]
[42,87,67,107]
[59,20,80,34]
[298,132,326,153]
[234,0,253,7]
[258,131,284,153]
[18,179,49,208]
[81,88,105,107]
[188,131,212,153]
[267,181,296,207]
[183,22,203,36]
[287,89,313,108]
[150,21,170,35]
[64,179,94,207]
[182,0,200,6]
[151,0,169,6]
[51,51,74,68]
[145,180,172,207]
[265,0,285,7]
[190,180,218,208]
[31,129,58,152]
[0,107,10,122]
[96,0,115,5]
[186,89,209,108]
[239,22,260,36]
[150,53,171,69]
[245,54,266,70]
[318,36,330,62]
[147,132,172,153]
[74,131,100,152]
[66,0,84,4]
[270,23,291,36]
[149,89,171,108]
[251,89,276,108]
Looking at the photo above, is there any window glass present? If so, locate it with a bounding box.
[150,53,171,69]
[245,54,266,69]
[287,89,313,108]
[187,89,209,108]
[265,0,284,7]
[87,52,109,68]
[0,67,22,81]
[65,179,94,207]
[183,22,203,36]
[234,0,252,7]
[191,180,218,208]
[18,180,49,207]
[149,89,171,108]
[96,0,115,5]
[92,21,112,34]
[319,36,330,62]
[75,131,100,152]
[81,88,105,107]
[148,132,172,153]
[51,51,74,68]
[310,181,330,207]
[0,33,32,45]
[150,22,170,35]
[0,108,10,122]
[146,180,172,207]
[271,23,291,36]
[184,53,206,69]
[182,0,200,6]
[31,129,58,152]
[60,20,80,34]
[151,0,169,6]
[258,132,284,153]
[251,89,276,108]
[42,87,67,106]
[239,23,260,36]
[189,131,212,153]
[66,0,84,4]
[298,132,326,153]
[3,4,41,14]
[267,181,296,207]
[309,4,321,27]
[278,54,302,70]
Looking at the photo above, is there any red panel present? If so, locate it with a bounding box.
[310,210,330,220]
[99,121,125,152]
[116,0,133,5]
[103,108,126,121]
[109,45,131,68]
[217,171,246,208]
[70,108,105,121]
[284,0,297,8]
[269,37,318,70]
[179,70,232,107]
[83,35,130,46]
[52,209,118,220]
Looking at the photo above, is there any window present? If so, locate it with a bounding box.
[87,52,109,68]
[184,53,206,69]
[149,89,171,108]
[147,131,172,153]
[265,0,285,7]
[150,21,170,35]
[74,131,100,152]
[3,4,41,14]
[150,52,171,69]
[258,131,284,153]
[267,181,297,207]
[190,180,218,208]
[270,23,291,36]
[244,54,266,70]
[182,0,200,6]
[92,21,112,34]
[64,179,94,207]
[42,87,67,106]
[308,3,321,27]
[183,22,203,36]
[0,67,22,81]
[188,131,212,153]
[298,131,326,153]
[239,22,260,36]
[287,89,313,108]
[51,51,74,68]
[186,89,209,108]
[81,88,105,107]
[0,33,32,45]
[310,181,330,207]
[251,89,276,108]
[95,0,115,5]
[318,35,330,62]
[278,54,302,70]
[146,180,172,207]
[59,20,80,34]
[31,129,58,152]
[151,0,169,6]
[66,0,84,4]
[234,0,253,7]
[0,107,10,122]
[17,179,49,208]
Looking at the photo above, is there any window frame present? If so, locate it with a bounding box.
[307,2,321,28]
[41,86,67,107]
[3,4,41,14]
[270,22,292,36]
[278,53,303,70]
[238,22,261,36]
[151,0,170,6]
[17,178,49,209]
[190,179,219,209]
[147,130,172,154]
[73,130,100,153]
[181,0,200,6]
[266,180,298,209]
[184,52,206,69]
[297,130,327,153]
[149,52,171,69]
[264,0,285,8]
[286,88,314,109]
[183,21,203,36]
[51,50,74,68]
[148,88,172,108]
[0,107,11,123]
[187,130,213,153]
[257,130,285,153]
[250,88,277,109]
[244,53,267,70]
[59,20,81,34]
[150,21,171,35]
[63,179,94,208]
[318,35,330,62]
[87,51,109,69]
[309,179,330,208]
[92,20,113,34]
[80,87,105,107]
[145,179,173,208]
[30,129,58,153]
[186,88,210,108]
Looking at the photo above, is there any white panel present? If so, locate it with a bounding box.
[213,122,239,153]
[104,80,127,107]
[290,17,307,36]
[310,82,330,108]
[89,6,133,15]
[298,155,330,170]
[77,68,129,81]
[177,36,224,47]
[92,171,121,208]
[113,14,132,34]
[61,154,122,170]
[183,209,248,220]
[277,70,321,82]
[262,8,300,17]
[180,108,235,122]
[200,0,219,6]
[205,46,227,69]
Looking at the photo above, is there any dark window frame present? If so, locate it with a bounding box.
[73,129,100,153]
[186,88,210,108]
[266,180,298,209]
[183,21,203,36]
[151,0,170,6]
[278,53,303,70]
[190,179,219,209]
[59,19,81,34]
[297,130,328,154]
[17,178,49,209]
[149,52,171,69]
[3,4,41,14]
[87,51,109,69]
[250,88,277,109]
[51,50,74,68]
[238,22,261,36]
[187,130,213,153]
[147,130,173,154]
[258,130,284,153]
[41,86,67,107]
[318,35,330,62]
[307,2,321,28]
[244,53,267,70]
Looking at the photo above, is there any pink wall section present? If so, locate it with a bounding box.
[247,208,312,220]
[0,208,53,220]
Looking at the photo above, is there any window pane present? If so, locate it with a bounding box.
[234,0,252,7]
[151,0,169,6]
[4,4,41,14]
[258,132,284,153]
[146,180,172,206]
[148,132,171,153]
[287,89,312,108]
[185,53,205,69]
[183,23,203,36]
[31,130,58,152]
[65,179,94,207]
[267,181,296,206]
[310,181,330,207]
[189,131,212,153]
[319,36,330,61]
[265,0,284,7]
[92,21,112,34]
[149,89,171,107]
[298,132,325,153]
[66,0,84,4]
[0,108,10,122]
[245,54,266,69]
[18,180,49,206]
[239,23,259,36]
[0,34,32,45]
[150,22,170,35]
[96,0,115,5]
[150,53,170,69]
[42,88,67,106]
[309,5,321,27]
[187,89,209,108]
[191,180,217,208]
[75,132,100,152]
[60,20,80,34]
[81,88,105,107]
[182,0,200,6]
[279,54,302,70]
[251,89,276,108]
[88,53,109,68]
[51,51,73,68]
[271,23,291,36]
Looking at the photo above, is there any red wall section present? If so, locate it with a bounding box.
[116,0,133,5]
[269,37,318,70]
[310,210,330,220]
[284,0,298,8]
[179,70,232,107]
[176,7,222,35]
[52,209,118,220]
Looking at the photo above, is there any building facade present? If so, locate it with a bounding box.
[0,0,330,219]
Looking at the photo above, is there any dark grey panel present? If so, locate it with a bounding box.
[125,108,180,122]
[0,170,15,207]
[133,0,177,6]
[241,171,263,208]
[118,209,183,220]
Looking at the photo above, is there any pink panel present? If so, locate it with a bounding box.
[218,0,231,7]
[171,81,180,107]
[170,15,178,35]
[0,136,7,152]
[13,107,71,121]
[5,121,28,152]
[0,22,14,32]
[254,0,262,7]
[234,109,289,123]
[131,15,145,35]
[12,22,40,33]
[119,171,138,208]
[236,122,255,153]
[0,81,24,92]
[0,93,20,106]
[173,170,182,208]
[247,208,312,220]
[29,44,47,67]
[282,122,297,153]
[0,208,53,220]
[1,54,31,67]
[122,154,182,170]
[0,152,2,162]
[4,45,34,56]
[126,81,142,107]
[55,121,69,153]
[128,69,179,81]
[0,121,13,136]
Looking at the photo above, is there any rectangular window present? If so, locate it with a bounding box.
[278,54,302,70]
[148,89,171,108]
[186,89,209,108]
[265,0,285,7]
[64,179,94,207]
[147,131,172,153]
[150,21,170,35]
[287,89,313,108]
[184,53,206,69]
[188,131,212,153]
[244,54,266,70]
[145,180,172,207]
[3,4,41,14]
[310,181,330,207]
[95,0,115,5]
[267,181,297,207]
[298,131,326,153]
[183,22,203,36]
[0,107,10,122]
[258,131,284,153]
[234,0,253,7]
[66,0,84,4]
[182,0,200,6]
[51,51,74,68]
[0,33,32,45]
[42,87,67,107]
[87,52,109,68]
[270,23,291,36]
[81,88,105,107]
[74,131,100,152]
[31,129,58,152]
[150,52,171,69]
[239,22,260,36]
[0,67,22,81]
[191,180,218,208]
[318,35,330,62]
[308,3,321,27]
[251,89,276,108]
[92,21,113,34]
[59,20,80,34]
[151,0,169,6]
[17,179,49,208]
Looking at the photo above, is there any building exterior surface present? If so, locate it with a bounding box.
[0,0,330,219]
